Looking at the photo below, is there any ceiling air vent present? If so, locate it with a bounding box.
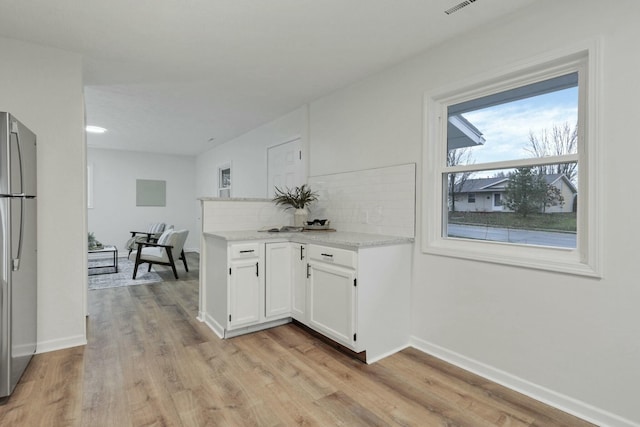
[444,0,478,15]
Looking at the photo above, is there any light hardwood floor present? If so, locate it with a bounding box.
[0,254,594,426]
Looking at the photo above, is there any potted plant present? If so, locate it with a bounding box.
[272,184,318,227]
[88,232,103,250]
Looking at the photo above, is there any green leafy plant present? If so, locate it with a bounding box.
[88,232,102,249]
[272,184,318,209]
[504,167,548,218]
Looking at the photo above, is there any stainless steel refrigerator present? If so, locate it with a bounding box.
[0,112,37,398]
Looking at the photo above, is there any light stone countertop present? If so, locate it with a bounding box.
[198,197,272,202]
[203,230,414,249]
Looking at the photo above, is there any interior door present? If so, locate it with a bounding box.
[267,138,304,197]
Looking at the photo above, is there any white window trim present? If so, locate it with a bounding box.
[422,42,602,278]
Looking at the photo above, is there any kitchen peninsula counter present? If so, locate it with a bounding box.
[200,228,413,363]
[203,230,413,249]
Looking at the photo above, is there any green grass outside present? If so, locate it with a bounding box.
[448,211,577,233]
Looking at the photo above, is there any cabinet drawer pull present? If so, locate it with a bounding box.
[320,253,333,258]
[256,262,259,276]
[300,245,305,260]
[240,249,255,253]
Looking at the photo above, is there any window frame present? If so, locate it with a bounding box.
[217,162,232,198]
[422,45,602,277]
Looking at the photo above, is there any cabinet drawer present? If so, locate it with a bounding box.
[230,243,261,259]
[308,244,356,269]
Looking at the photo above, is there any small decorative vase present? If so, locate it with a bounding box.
[293,208,308,228]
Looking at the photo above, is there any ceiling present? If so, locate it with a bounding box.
[0,0,536,156]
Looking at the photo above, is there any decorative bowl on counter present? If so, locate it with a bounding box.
[304,219,332,230]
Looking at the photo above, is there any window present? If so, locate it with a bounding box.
[493,193,502,208]
[218,163,232,198]
[423,47,601,277]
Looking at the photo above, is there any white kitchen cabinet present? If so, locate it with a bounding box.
[228,256,261,328]
[291,243,307,323]
[305,242,412,362]
[202,232,413,363]
[228,242,262,329]
[308,259,357,348]
[265,242,292,320]
[202,238,290,338]
[307,244,359,350]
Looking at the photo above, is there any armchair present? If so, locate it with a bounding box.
[126,222,166,257]
[132,229,189,279]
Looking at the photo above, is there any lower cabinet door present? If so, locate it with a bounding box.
[308,261,356,348]
[265,242,292,319]
[229,258,261,328]
[291,244,307,323]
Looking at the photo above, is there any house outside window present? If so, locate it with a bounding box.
[423,46,601,277]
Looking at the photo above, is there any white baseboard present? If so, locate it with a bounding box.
[200,312,224,339]
[410,337,639,427]
[365,344,411,365]
[223,318,291,338]
[36,335,87,354]
[199,312,292,340]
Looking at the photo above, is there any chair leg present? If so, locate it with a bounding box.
[181,250,189,272]
[132,249,143,279]
[167,250,178,279]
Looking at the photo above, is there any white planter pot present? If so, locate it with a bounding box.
[293,208,308,227]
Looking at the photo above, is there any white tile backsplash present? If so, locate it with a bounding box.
[201,163,416,238]
[201,200,291,233]
[308,163,416,237]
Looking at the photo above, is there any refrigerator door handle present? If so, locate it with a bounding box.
[10,121,25,196]
[12,197,24,271]
[9,120,25,271]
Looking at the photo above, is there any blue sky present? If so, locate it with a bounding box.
[459,87,579,167]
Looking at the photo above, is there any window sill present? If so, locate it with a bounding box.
[422,237,601,278]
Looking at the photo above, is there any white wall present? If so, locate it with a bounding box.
[87,148,199,253]
[196,106,308,199]
[306,1,640,425]
[0,37,86,352]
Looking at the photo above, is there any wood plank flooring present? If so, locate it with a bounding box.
[0,254,595,426]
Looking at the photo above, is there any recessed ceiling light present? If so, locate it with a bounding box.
[86,125,107,134]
